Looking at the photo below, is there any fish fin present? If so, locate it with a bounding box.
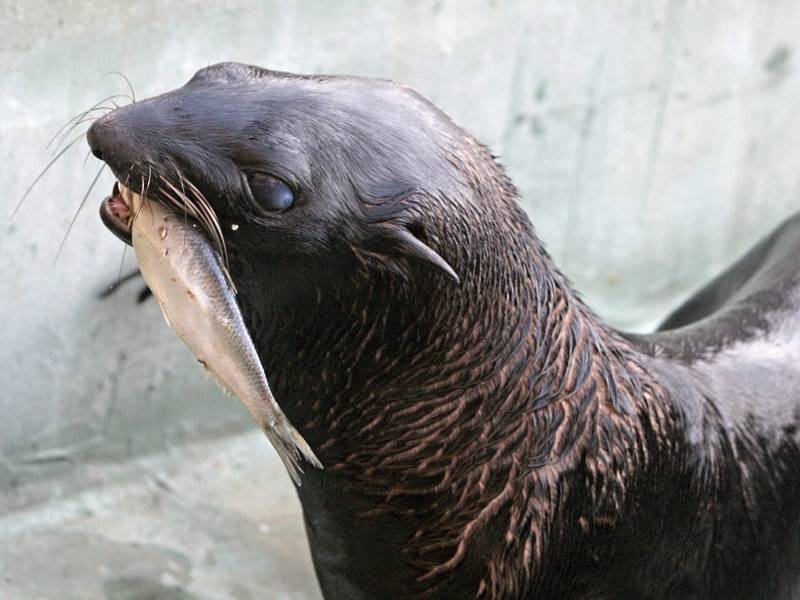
[264,420,323,486]
[207,370,234,395]
[153,297,173,329]
[221,262,238,294]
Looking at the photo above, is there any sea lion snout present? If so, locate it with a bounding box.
[88,111,125,169]
[87,102,166,184]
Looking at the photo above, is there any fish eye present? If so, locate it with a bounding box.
[247,173,295,212]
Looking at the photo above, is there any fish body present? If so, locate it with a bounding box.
[128,189,321,483]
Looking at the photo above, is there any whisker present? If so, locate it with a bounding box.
[187,183,227,265]
[82,148,94,167]
[54,164,107,264]
[122,167,133,189]
[46,95,130,150]
[102,71,136,103]
[160,170,229,271]
[52,109,114,155]
[175,168,190,247]
[159,183,193,216]
[144,166,154,220]
[159,177,205,228]
[190,203,232,286]
[174,166,189,210]
[159,173,189,206]
[116,244,129,288]
[12,131,88,219]
[131,175,147,223]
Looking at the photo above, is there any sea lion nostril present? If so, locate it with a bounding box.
[86,120,106,162]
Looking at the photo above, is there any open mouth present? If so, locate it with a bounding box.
[99,181,134,245]
[98,177,229,267]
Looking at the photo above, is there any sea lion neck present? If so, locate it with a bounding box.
[239,188,673,596]
[234,149,664,465]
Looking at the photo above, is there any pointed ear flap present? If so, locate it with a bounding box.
[391,226,460,284]
[356,186,460,285]
[377,222,460,285]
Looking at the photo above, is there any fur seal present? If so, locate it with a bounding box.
[89,62,800,599]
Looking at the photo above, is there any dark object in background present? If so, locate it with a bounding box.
[98,268,151,302]
[89,62,800,600]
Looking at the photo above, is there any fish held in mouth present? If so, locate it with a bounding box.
[122,184,321,484]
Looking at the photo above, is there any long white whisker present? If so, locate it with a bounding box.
[175,168,190,248]
[102,71,136,103]
[46,95,130,150]
[131,175,147,223]
[54,164,106,264]
[51,109,113,155]
[116,244,129,288]
[12,131,87,219]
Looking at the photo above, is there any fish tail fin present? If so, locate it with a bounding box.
[264,420,323,486]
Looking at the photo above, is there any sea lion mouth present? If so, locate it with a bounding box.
[99,181,134,245]
[97,171,229,267]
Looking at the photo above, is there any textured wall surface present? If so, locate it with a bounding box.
[2,0,800,484]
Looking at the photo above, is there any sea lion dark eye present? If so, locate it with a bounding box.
[248,174,294,211]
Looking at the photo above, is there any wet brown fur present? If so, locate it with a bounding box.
[249,135,677,598]
[88,63,800,599]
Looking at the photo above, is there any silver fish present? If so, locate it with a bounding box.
[127,186,321,484]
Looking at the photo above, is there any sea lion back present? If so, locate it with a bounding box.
[648,210,800,361]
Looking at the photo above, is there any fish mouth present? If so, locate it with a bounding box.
[99,181,134,245]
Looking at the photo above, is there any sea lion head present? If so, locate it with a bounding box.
[88,62,505,306]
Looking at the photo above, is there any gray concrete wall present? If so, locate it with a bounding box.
[2,0,800,485]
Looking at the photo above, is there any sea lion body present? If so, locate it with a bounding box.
[88,63,800,599]
[631,213,800,599]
